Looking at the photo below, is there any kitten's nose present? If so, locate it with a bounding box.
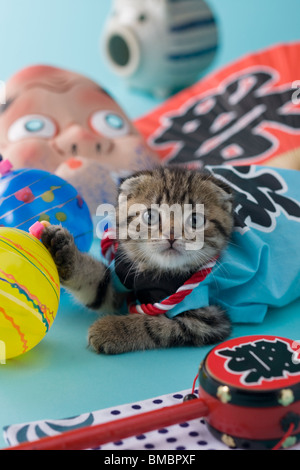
[168,229,175,247]
[162,228,175,245]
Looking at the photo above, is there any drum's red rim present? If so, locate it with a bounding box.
[206,422,300,450]
[199,386,300,441]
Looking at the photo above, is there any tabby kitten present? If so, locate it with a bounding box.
[42,166,234,354]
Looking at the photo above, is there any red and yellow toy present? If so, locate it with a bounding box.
[0,225,60,360]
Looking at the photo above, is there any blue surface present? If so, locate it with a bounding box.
[1,0,300,449]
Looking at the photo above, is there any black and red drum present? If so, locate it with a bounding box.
[199,335,300,449]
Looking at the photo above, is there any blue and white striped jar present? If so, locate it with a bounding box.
[102,0,218,97]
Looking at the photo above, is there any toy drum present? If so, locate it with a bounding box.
[6,335,300,450]
[199,335,300,449]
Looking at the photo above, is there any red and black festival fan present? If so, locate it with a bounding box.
[135,42,300,170]
[5,335,300,451]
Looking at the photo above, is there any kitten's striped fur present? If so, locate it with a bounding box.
[42,167,234,354]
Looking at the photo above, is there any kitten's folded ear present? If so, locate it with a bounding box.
[207,174,234,213]
[119,172,149,197]
[119,175,141,197]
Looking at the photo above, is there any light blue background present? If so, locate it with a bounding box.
[1,0,300,119]
[1,0,300,449]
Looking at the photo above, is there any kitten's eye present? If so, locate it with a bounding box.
[8,115,57,142]
[142,209,160,226]
[187,213,205,229]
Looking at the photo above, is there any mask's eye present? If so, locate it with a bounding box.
[8,115,57,142]
[186,213,206,230]
[142,209,160,226]
[90,111,130,138]
[138,13,147,22]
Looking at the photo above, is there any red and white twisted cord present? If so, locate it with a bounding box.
[128,259,216,316]
[101,228,216,316]
[101,228,118,262]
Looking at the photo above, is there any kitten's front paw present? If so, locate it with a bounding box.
[88,316,134,355]
[42,225,77,282]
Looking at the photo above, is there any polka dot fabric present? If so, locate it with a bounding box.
[93,391,223,451]
[4,389,229,450]
[4,389,300,450]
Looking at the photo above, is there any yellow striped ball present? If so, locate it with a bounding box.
[0,227,60,360]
